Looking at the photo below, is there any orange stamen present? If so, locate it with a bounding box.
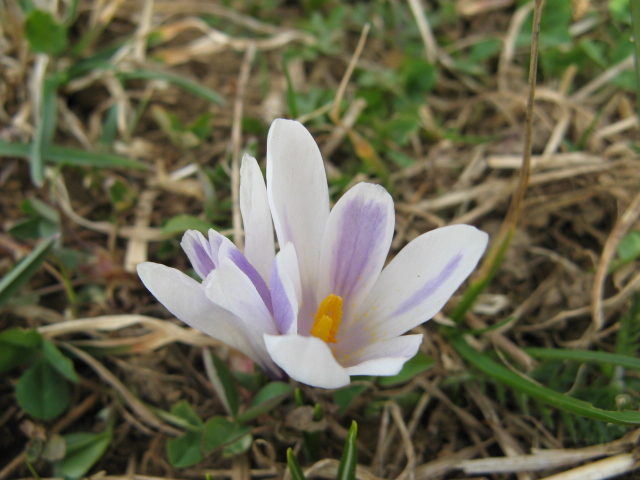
[310,294,343,343]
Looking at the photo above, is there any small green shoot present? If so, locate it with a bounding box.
[0,234,58,307]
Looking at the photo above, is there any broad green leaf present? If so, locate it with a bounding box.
[23,197,60,224]
[0,328,42,373]
[333,383,370,415]
[0,141,149,170]
[24,10,68,56]
[166,401,204,468]
[610,231,640,271]
[169,400,204,428]
[162,215,212,237]
[222,432,252,458]
[0,234,57,307]
[287,448,307,480]
[337,421,358,480]
[378,351,434,387]
[451,335,640,425]
[54,430,112,480]
[42,340,79,383]
[401,59,436,100]
[235,381,293,423]
[167,430,203,468]
[16,358,70,420]
[202,417,251,453]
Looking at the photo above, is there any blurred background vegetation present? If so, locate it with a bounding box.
[1,0,640,478]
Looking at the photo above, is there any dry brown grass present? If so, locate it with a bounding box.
[1,0,640,478]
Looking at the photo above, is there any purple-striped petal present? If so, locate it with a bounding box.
[240,154,275,285]
[317,183,394,332]
[137,262,278,373]
[270,243,301,335]
[218,237,273,315]
[345,225,488,348]
[343,334,423,376]
[181,230,215,280]
[264,333,350,388]
[267,119,330,331]
[203,258,278,338]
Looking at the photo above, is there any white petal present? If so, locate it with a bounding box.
[137,262,261,363]
[240,153,275,285]
[203,258,277,337]
[348,225,488,346]
[267,119,329,326]
[343,334,423,376]
[264,334,350,389]
[317,183,394,331]
[270,243,301,335]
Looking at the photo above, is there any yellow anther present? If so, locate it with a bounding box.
[310,294,343,343]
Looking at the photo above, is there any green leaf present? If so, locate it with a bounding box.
[0,234,57,307]
[401,59,436,100]
[16,358,70,420]
[170,400,204,428]
[610,231,640,271]
[23,197,60,224]
[378,351,434,387]
[120,69,225,105]
[282,59,299,118]
[24,10,68,56]
[42,340,79,383]
[235,381,293,423]
[0,328,42,373]
[0,141,149,170]
[451,335,640,425]
[205,351,240,416]
[337,421,358,480]
[616,293,640,356]
[54,429,112,480]
[30,74,59,186]
[333,383,370,415]
[162,215,212,237]
[166,401,204,468]
[222,433,252,458]
[287,448,308,480]
[525,347,640,371]
[202,417,251,453]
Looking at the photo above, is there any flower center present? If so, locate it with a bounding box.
[310,294,343,343]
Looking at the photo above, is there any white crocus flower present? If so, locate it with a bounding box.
[138,119,488,389]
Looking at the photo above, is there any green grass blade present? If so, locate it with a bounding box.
[0,234,58,307]
[286,448,307,480]
[30,75,59,186]
[120,69,226,105]
[450,230,513,324]
[337,421,358,480]
[630,0,640,118]
[0,141,148,170]
[525,348,640,371]
[451,335,640,425]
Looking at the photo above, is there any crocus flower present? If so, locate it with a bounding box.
[138,119,488,388]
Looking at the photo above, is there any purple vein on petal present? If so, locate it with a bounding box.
[270,262,295,334]
[332,196,386,300]
[392,254,463,316]
[227,247,274,315]
[181,231,215,280]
